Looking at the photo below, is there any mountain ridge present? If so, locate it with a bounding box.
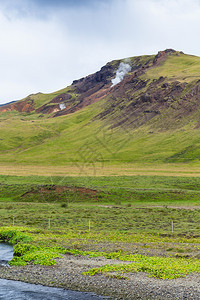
[0,49,177,119]
[1,49,200,170]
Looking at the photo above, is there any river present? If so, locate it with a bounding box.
[0,243,107,300]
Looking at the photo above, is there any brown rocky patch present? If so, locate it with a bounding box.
[22,185,98,198]
[0,99,34,113]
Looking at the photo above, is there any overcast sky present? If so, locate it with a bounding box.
[0,0,200,104]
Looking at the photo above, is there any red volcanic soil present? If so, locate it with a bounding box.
[0,99,34,113]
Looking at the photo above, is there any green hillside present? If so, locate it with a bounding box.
[1,50,200,174]
[143,53,200,82]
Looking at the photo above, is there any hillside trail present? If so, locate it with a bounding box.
[97,205,200,210]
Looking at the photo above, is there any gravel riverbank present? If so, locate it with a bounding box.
[0,254,200,299]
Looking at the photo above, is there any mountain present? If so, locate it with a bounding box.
[1,49,200,173]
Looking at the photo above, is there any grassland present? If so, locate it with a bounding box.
[1,174,200,281]
[144,53,200,82]
[1,105,200,169]
[20,86,78,109]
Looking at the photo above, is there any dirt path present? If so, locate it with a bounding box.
[98,204,200,210]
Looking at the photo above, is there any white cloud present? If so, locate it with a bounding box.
[0,0,200,104]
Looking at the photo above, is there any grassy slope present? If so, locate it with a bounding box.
[20,86,77,109]
[1,52,200,172]
[143,53,200,82]
[0,107,200,170]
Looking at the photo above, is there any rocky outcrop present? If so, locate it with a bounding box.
[72,63,115,93]
[52,63,118,117]
[0,49,190,126]
[50,93,72,104]
[35,93,73,115]
[93,75,194,130]
[153,49,177,65]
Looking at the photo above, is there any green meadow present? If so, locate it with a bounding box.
[1,174,200,279]
[1,174,200,233]
[1,106,200,166]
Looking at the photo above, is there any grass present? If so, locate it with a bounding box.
[144,53,200,82]
[82,253,200,279]
[1,200,200,234]
[1,106,200,168]
[2,173,200,193]
[3,201,200,234]
[1,174,200,280]
[2,173,200,211]
[1,224,200,279]
[19,86,78,109]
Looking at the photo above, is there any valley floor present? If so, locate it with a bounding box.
[1,172,200,299]
[1,162,200,177]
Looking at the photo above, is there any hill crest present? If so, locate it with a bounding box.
[0,48,181,120]
[2,49,200,168]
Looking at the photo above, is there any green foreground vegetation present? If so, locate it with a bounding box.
[1,174,200,280]
[1,225,200,280]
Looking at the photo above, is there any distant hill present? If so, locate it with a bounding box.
[0,100,16,107]
[1,49,200,171]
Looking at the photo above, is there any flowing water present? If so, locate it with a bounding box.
[0,243,13,266]
[0,243,107,300]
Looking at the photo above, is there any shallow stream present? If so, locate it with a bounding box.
[0,243,106,300]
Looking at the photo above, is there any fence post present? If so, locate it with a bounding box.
[171,221,174,233]
[13,215,14,226]
[48,218,50,229]
[89,220,90,232]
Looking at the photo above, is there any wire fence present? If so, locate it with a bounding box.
[1,215,199,235]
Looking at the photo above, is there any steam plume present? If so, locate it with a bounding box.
[59,103,66,110]
[111,62,131,87]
